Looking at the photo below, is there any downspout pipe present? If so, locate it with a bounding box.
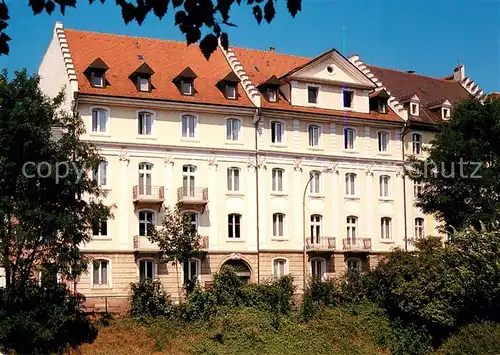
[401,121,410,251]
[253,108,262,283]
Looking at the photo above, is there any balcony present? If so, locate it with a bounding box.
[133,235,159,251]
[177,187,209,213]
[306,237,335,252]
[342,238,372,252]
[132,185,164,210]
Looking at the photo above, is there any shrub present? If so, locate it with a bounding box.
[0,282,97,355]
[434,323,500,355]
[242,275,295,314]
[129,279,174,319]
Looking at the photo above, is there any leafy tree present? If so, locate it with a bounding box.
[407,97,500,232]
[148,203,202,298]
[0,70,109,352]
[0,0,303,59]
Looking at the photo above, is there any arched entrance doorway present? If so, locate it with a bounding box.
[221,259,252,283]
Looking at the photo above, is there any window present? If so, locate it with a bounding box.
[442,107,450,119]
[308,124,321,147]
[410,102,419,116]
[378,100,387,113]
[273,258,287,278]
[138,76,150,92]
[181,80,193,96]
[311,258,325,279]
[92,259,109,286]
[345,173,357,196]
[91,108,108,133]
[225,84,237,99]
[381,217,392,240]
[347,258,361,273]
[415,218,425,239]
[309,170,321,194]
[138,211,154,236]
[378,131,389,152]
[181,115,197,138]
[267,87,277,102]
[91,72,104,88]
[138,162,153,195]
[183,259,199,284]
[412,133,422,154]
[227,167,240,192]
[138,111,153,135]
[414,181,423,198]
[272,213,285,238]
[343,89,354,108]
[228,214,241,239]
[270,121,284,144]
[379,175,390,198]
[184,212,199,232]
[139,260,156,283]
[344,128,355,150]
[346,216,357,240]
[310,214,322,244]
[93,160,108,186]
[40,264,58,287]
[307,86,319,104]
[92,220,108,237]
[182,165,197,196]
[271,168,284,192]
[226,118,241,141]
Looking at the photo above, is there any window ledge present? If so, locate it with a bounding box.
[307,146,324,151]
[180,138,200,143]
[379,197,394,202]
[343,107,354,111]
[136,135,157,140]
[344,196,360,201]
[270,192,288,197]
[377,152,391,156]
[270,143,287,148]
[226,239,245,243]
[343,150,359,154]
[226,192,245,197]
[380,240,395,244]
[92,236,112,241]
[271,238,289,242]
[225,141,244,146]
[89,132,111,138]
[308,194,325,199]
[91,285,112,290]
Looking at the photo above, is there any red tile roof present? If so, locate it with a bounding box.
[64,29,255,108]
[367,65,472,125]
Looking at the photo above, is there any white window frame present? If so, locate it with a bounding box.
[182,258,200,284]
[137,110,155,137]
[138,76,150,92]
[272,213,285,239]
[227,167,241,193]
[225,84,237,99]
[306,84,320,105]
[309,170,321,195]
[89,106,110,134]
[271,168,285,193]
[347,257,361,273]
[379,175,390,198]
[310,257,326,279]
[270,120,285,145]
[309,214,322,244]
[308,124,322,148]
[412,132,423,155]
[138,209,156,237]
[346,216,358,241]
[415,218,425,239]
[137,258,157,283]
[414,181,423,199]
[92,219,108,238]
[182,210,200,233]
[377,130,389,153]
[342,88,355,109]
[180,113,199,140]
[226,118,241,142]
[410,102,419,116]
[343,127,356,150]
[90,258,111,288]
[442,107,451,119]
[91,72,104,88]
[381,217,392,241]
[181,80,193,96]
[272,257,289,278]
[0,267,5,288]
[267,87,278,102]
[93,160,108,186]
[345,173,357,196]
[228,213,242,239]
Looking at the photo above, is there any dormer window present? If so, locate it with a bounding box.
[129,62,155,93]
[225,83,237,100]
[410,102,419,116]
[308,86,319,104]
[84,57,109,89]
[267,88,278,102]
[442,107,451,119]
[181,80,194,96]
[343,89,354,108]
[378,100,387,113]
[369,89,390,114]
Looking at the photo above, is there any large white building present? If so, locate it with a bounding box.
[37,22,485,311]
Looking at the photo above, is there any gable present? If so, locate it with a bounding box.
[287,51,376,89]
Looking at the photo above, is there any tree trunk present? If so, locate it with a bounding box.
[175,261,181,303]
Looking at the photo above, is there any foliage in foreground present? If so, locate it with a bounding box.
[434,322,500,355]
[0,283,97,355]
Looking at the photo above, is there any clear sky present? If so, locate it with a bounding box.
[0,0,499,93]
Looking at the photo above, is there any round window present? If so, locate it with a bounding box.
[326,65,335,75]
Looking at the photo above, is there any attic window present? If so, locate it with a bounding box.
[267,87,278,102]
[91,72,104,88]
[225,83,237,100]
[129,62,155,93]
[410,103,419,116]
[442,107,451,119]
[378,100,387,113]
[308,86,319,104]
[216,71,240,101]
[138,76,150,92]
[173,67,198,96]
[181,80,194,96]
[343,89,354,108]
[84,57,109,89]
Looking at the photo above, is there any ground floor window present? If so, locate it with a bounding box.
[183,259,199,284]
[139,259,156,283]
[311,258,325,279]
[347,258,362,273]
[93,259,110,286]
[273,258,288,278]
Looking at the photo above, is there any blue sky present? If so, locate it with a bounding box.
[0,0,499,92]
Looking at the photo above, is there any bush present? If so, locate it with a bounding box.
[129,279,175,319]
[434,323,500,355]
[0,282,97,355]
[242,275,295,314]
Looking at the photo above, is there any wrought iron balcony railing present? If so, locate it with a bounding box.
[342,238,372,251]
[306,237,335,251]
[132,185,164,203]
[177,187,208,204]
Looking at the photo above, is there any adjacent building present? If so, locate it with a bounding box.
[37,22,485,309]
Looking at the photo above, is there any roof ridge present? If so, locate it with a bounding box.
[231,45,312,60]
[367,64,462,84]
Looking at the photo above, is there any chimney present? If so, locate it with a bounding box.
[453,64,465,82]
[269,47,275,52]
[407,70,415,74]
